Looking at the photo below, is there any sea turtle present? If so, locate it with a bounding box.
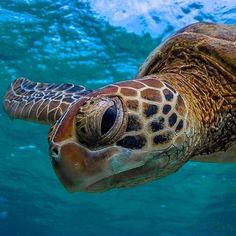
[3,22,236,192]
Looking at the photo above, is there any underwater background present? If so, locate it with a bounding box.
[0,0,236,235]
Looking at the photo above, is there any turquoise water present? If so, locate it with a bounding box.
[0,0,236,235]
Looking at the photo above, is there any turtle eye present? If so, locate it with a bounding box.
[101,105,117,135]
[76,97,126,146]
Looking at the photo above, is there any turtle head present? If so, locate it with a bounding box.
[48,77,190,192]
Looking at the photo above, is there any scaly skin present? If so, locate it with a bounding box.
[137,22,236,156]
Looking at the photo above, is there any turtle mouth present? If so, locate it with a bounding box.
[50,141,117,192]
[50,140,130,192]
[50,140,171,192]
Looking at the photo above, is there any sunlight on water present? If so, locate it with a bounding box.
[90,0,236,36]
[0,0,236,235]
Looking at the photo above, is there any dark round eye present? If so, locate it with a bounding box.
[76,96,126,146]
[101,105,117,135]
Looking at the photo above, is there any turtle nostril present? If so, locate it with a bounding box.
[52,147,58,156]
[49,144,60,163]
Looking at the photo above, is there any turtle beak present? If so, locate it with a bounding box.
[49,141,118,192]
[49,142,86,192]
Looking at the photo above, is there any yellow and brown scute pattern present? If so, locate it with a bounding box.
[110,77,189,153]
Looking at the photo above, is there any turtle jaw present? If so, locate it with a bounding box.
[50,141,120,192]
[49,143,142,192]
[49,139,178,192]
[49,140,163,192]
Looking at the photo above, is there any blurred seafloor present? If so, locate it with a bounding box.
[0,0,236,235]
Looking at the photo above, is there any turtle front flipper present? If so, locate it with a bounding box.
[4,77,91,125]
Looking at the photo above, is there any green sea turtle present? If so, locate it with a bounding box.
[3,22,236,192]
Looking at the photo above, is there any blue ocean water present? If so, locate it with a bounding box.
[0,0,236,235]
